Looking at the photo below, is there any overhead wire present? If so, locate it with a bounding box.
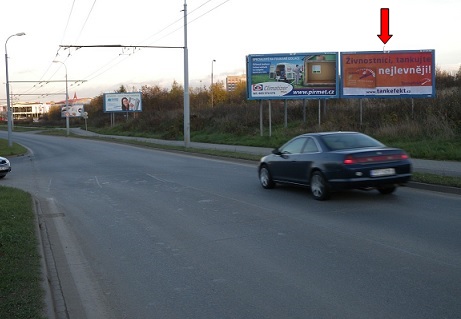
[18,0,231,101]
[15,0,81,101]
[73,0,98,44]
[81,0,232,83]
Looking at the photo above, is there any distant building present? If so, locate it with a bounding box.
[226,75,246,92]
[9,101,51,121]
[0,92,92,122]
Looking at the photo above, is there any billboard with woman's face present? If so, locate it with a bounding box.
[103,92,142,112]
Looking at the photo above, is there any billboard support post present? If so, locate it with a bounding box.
[303,99,306,123]
[268,100,272,137]
[360,99,363,127]
[259,100,263,136]
[318,100,321,127]
[411,98,414,118]
[284,100,288,128]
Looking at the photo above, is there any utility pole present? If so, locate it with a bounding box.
[183,0,190,147]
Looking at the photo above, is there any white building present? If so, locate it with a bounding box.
[1,101,50,122]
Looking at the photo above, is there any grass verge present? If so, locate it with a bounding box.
[412,172,461,188]
[0,139,28,157]
[0,186,45,319]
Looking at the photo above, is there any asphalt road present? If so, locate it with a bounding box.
[1,131,461,319]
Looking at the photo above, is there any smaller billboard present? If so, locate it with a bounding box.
[340,50,435,98]
[61,104,84,118]
[103,92,142,113]
[246,52,339,100]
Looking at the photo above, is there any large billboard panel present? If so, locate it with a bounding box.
[103,92,142,113]
[246,52,339,100]
[340,50,435,98]
[61,104,84,118]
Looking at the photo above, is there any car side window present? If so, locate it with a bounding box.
[302,138,319,153]
[280,137,307,154]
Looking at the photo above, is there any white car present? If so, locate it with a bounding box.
[0,156,11,179]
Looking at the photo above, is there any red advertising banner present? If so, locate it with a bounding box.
[340,50,435,98]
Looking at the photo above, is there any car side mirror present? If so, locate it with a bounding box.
[272,148,282,156]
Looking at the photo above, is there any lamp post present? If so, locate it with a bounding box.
[211,59,216,108]
[4,32,25,147]
[52,60,70,136]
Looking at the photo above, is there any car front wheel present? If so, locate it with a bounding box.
[310,171,330,200]
[259,165,275,189]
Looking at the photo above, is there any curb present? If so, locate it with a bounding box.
[34,197,68,319]
[407,181,461,196]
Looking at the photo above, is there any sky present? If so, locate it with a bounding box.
[1,0,460,103]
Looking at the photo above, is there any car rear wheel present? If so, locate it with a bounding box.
[259,165,275,189]
[377,185,396,194]
[310,171,330,200]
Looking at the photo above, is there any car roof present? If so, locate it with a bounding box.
[298,131,360,137]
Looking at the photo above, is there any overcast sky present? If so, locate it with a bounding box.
[1,0,460,103]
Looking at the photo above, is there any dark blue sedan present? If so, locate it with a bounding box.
[258,131,412,200]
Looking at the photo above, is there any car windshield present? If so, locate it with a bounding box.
[320,133,384,150]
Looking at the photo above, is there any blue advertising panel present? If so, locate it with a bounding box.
[340,50,435,98]
[103,92,142,113]
[246,52,339,100]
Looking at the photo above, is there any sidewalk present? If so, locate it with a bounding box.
[70,128,461,179]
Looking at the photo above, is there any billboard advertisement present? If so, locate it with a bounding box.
[103,92,142,113]
[61,104,84,118]
[340,50,435,98]
[246,52,339,100]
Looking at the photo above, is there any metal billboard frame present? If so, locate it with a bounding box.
[103,92,143,113]
[340,49,436,99]
[246,52,339,100]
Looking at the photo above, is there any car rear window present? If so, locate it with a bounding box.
[320,133,384,150]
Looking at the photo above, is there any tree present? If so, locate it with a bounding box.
[227,81,247,105]
[117,85,128,93]
[168,81,184,110]
[456,65,461,87]
[211,81,227,106]
[436,67,456,89]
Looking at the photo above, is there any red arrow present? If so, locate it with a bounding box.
[378,8,393,44]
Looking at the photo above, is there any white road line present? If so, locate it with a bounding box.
[95,176,102,188]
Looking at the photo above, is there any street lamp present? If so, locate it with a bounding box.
[52,60,70,136]
[4,32,25,147]
[211,59,216,108]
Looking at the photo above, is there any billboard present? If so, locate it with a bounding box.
[103,92,142,113]
[61,104,84,118]
[340,50,435,98]
[246,52,339,100]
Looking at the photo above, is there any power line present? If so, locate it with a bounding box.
[60,0,77,44]
[73,0,98,44]
[62,1,230,85]
[17,0,232,102]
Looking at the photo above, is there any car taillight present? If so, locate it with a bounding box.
[344,153,409,164]
[343,155,356,165]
